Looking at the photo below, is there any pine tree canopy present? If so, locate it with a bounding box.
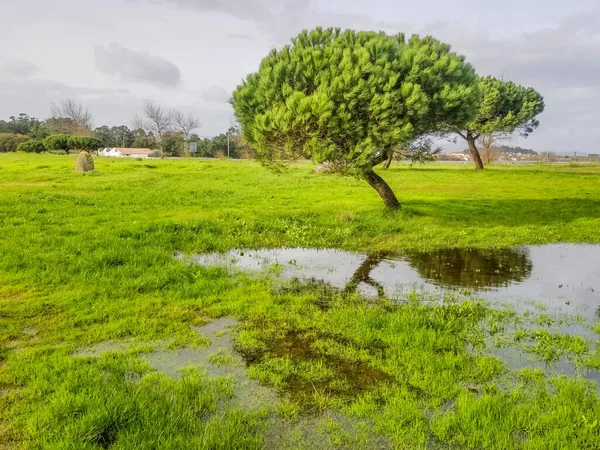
[466,76,545,136]
[232,27,479,171]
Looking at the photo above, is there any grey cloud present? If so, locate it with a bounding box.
[199,85,231,103]
[0,57,41,78]
[0,75,232,136]
[0,77,129,100]
[158,1,600,92]
[436,9,600,89]
[94,43,182,87]
[144,0,370,42]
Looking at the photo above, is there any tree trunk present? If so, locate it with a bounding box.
[382,151,393,169]
[362,169,401,209]
[467,131,484,170]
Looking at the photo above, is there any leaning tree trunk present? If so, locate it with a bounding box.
[467,131,485,170]
[362,169,400,209]
[344,253,387,297]
[382,150,394,169]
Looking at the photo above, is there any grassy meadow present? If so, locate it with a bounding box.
[1,153,600,449]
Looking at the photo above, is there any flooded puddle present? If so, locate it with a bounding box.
[75,319,387,447]
[183,244,599,320]
[75,318,276,410]
[145,318,276,410]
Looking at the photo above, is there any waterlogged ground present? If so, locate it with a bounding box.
[76,318,392,449]
[2,156,600,449]
[185,244,600,384]
[64,244,600,448]
[184,244,599,319]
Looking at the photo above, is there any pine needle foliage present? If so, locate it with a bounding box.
[232,27,479,207]
[456,76,545,169]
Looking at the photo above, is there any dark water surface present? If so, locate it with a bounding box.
[186,244,599,320]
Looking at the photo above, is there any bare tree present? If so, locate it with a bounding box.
[477,132,510,164]
[171,110,201,141]
[49,99,93,135]
[133,100,172,142]
[381,137,441,169]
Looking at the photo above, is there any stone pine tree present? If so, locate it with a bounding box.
[232,27,478,209]
[43,134,70,154]
[455,76,544,170]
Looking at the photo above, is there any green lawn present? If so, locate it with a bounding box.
[1,154,599,449]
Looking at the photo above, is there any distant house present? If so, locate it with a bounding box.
[448,151,471,161]
[99,148,154,158]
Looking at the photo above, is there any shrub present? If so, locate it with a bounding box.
[0,133,29,153]
[17,139,46,153]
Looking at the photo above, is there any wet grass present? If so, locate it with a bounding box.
[1,154,600,448]
[3,351,267,449]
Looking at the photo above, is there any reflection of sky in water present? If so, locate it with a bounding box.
[190,248,365,290]
[186,244,599,320]
[494,245,598,317]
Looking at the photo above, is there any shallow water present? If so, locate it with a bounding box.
[184,244,599,320]
[144,317,277,410]
[76,319,387,447]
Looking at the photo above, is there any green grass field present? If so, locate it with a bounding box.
[1,154,600,449]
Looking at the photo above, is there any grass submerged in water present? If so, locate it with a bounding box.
[1,154,600,448]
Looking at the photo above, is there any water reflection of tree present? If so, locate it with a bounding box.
[403,248,533,289]
[343,248,533,297]
[344,253,387,297]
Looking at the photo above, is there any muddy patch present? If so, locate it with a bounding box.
[237,325,393,411]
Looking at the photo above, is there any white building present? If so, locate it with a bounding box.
[99,148,154,158]
[448,151,471,161]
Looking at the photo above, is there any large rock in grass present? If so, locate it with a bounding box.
[75,151,95,173]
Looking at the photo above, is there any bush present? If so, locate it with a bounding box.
[17,139,46,153]
[0,133,29,153]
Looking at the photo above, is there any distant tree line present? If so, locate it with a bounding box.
[487,145,537,155]
[0,99,254,158]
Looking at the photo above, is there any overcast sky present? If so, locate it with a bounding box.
[1,0,599,152]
